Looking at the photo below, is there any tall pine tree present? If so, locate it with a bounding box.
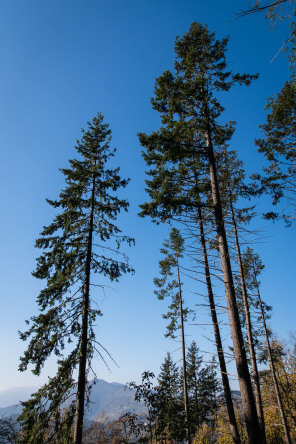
[18,113,134,444]
[139,22,262,443]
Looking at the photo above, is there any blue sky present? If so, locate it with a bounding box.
[0,0,294,393]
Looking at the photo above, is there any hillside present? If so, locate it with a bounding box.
[0,380,145,421]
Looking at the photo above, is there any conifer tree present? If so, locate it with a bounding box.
[18,113,134,444]
[154,228,191,442]
[216,147,266,441]
[229,202,267,442]
[139,22,262,442]
[241,248,292,444]
[254,80,296,225]
[237,3,296,226]
[156,353,185,442]
[186,342,220,435]
[196,204,242,444]
[186,341,203,432]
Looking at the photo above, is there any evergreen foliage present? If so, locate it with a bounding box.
[18,113,134,443]
[186,342,220,434]
[127,349,221,443]
[254,80,296,225]
[139,21,261,442]
[154,228,190,338]
[155,352,185,442]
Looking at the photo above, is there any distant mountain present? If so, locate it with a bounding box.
[0,386,38,409]
[0,380,146,421]
[0,404,22,420]
[84,379,146,421]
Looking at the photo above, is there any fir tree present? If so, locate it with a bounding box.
[186,342,220,434]
[186,341,203,431]
[139,22,261,443]
[156,353,185,442]
[18,113,134,444]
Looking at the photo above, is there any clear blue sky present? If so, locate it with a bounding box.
[0,0,294,393]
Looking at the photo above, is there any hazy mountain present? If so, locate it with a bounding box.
[0,386,38,409]
[0,380,146,421]
[0,382,240,423]
[0,404,22,420]
[84,379,146,421]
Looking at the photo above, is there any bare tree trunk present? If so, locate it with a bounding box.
[176,258,191,444]
[253,267,292,444]
[204,120,262,443]
[197,204,241,444]
[73,173,96,444]
[229,196,266,443]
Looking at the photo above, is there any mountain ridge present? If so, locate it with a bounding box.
[0,379,146,421]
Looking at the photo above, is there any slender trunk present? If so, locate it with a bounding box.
[73,172,96,444]
[253,268,292,444]
[148,409,153,444]
[229,196,266,443]
[197,204,241,444]
[203,119,262,443]
[176,258,191,444]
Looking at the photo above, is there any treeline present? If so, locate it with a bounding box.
[5,2,296,443]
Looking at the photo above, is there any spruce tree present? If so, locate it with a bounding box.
[186,342,220,434]
[186,341,203,431]
[18,113,134,444]
[156,353,185,442]
[139,22,262,442]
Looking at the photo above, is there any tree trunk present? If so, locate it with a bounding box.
[229,196,266,443]
[197,204,241,444]
[73,173,96,444]
[203,119,262,443]
[253,267,292,444]
[176,258,191,444]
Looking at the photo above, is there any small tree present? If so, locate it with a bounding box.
[18,113,134,444]
[126,371,159,443]
[186,342,221,435]
[156,353,185,442]
[154,228,191,442]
